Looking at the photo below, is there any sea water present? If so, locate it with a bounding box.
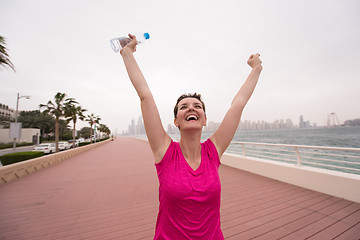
[219,126,360,148]
[169,126,360,148]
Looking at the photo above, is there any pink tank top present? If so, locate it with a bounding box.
[154,139,224,239]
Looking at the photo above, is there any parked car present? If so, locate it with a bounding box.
[58,141,70,151]
[68,139,79,148]
[33,143,56,154]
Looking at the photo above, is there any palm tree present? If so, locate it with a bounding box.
[39,92,77,152]
[99,124,111,139]
[64,103,87,148]
[86,114,101,143]
[98,124,105,139]
[0,36,15,71]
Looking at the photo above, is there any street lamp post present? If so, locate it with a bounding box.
[13,93,31,149]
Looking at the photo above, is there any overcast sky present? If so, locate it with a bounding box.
[1,0,359,133]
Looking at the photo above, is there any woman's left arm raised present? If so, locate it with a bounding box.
[210,53,263,158]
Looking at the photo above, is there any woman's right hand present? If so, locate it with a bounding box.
[120,34,137,54]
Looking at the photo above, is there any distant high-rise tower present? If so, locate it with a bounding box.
[299,115,305,128]
[130,119,135,135]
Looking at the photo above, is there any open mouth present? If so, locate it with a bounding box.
[186,115,198,121]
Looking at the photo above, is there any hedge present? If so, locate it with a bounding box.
[0,151,44,166]
[79,142,91,147]
[0,142,34,150]
[99,137,110,142]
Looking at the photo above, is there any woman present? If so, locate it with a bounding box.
[120,34,262,239]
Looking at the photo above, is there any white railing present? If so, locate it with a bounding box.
[227,141,360,175]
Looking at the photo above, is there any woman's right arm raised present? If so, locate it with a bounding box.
[120,34,171,163]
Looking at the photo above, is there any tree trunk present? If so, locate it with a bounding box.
[90,124,93,144]
[55,117,59,152]
[72,121,76,148]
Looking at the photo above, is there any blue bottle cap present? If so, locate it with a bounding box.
[144,32,150,40]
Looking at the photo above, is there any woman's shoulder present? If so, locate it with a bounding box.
[202,138,221,166]
[202,138,216,150]
[155,139,178,166]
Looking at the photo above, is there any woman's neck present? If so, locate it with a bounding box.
[179,130,202,163]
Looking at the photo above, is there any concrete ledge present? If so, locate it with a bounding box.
[0,140,111,185]
[222,153,360,203]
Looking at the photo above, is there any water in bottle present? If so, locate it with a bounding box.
[110,32,150,53]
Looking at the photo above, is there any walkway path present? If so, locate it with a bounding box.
[0,137,359,239]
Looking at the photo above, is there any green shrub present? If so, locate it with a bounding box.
[0,151,44,166]
[99,137,110,142]
[0,143,13,150]
[0,142,34,150]
[79,142,91,147]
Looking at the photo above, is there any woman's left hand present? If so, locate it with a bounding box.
[247,53,262,70]
[120,34,138,55]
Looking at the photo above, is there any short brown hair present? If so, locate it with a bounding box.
[173,93,206,118]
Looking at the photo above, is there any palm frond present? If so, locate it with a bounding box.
[0,35,15,71]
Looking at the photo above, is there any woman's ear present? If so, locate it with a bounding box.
[174,118,180,128]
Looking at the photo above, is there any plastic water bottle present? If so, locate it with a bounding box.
[110,32,150,53]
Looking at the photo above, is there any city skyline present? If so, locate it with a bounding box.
[121,113,359,136]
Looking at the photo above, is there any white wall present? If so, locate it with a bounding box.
[221,153,360,204]
[0,128,40,144]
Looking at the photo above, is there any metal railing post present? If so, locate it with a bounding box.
[295,147,302,167]
[241,143,245,156]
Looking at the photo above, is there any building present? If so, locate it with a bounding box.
[0,128,40,144]
[136,116,145,135]
[125,116,147,135]
[0,103,14,121]
[299,115,305,128]
[344,119,360,126]
[204,121,220,132]
[128,119,135,135]
[286,119,294,128]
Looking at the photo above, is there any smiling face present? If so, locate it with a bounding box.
[174,97,207,131]
[173,93,206,119]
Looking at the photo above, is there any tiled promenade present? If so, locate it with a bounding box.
[0,137,359,239]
